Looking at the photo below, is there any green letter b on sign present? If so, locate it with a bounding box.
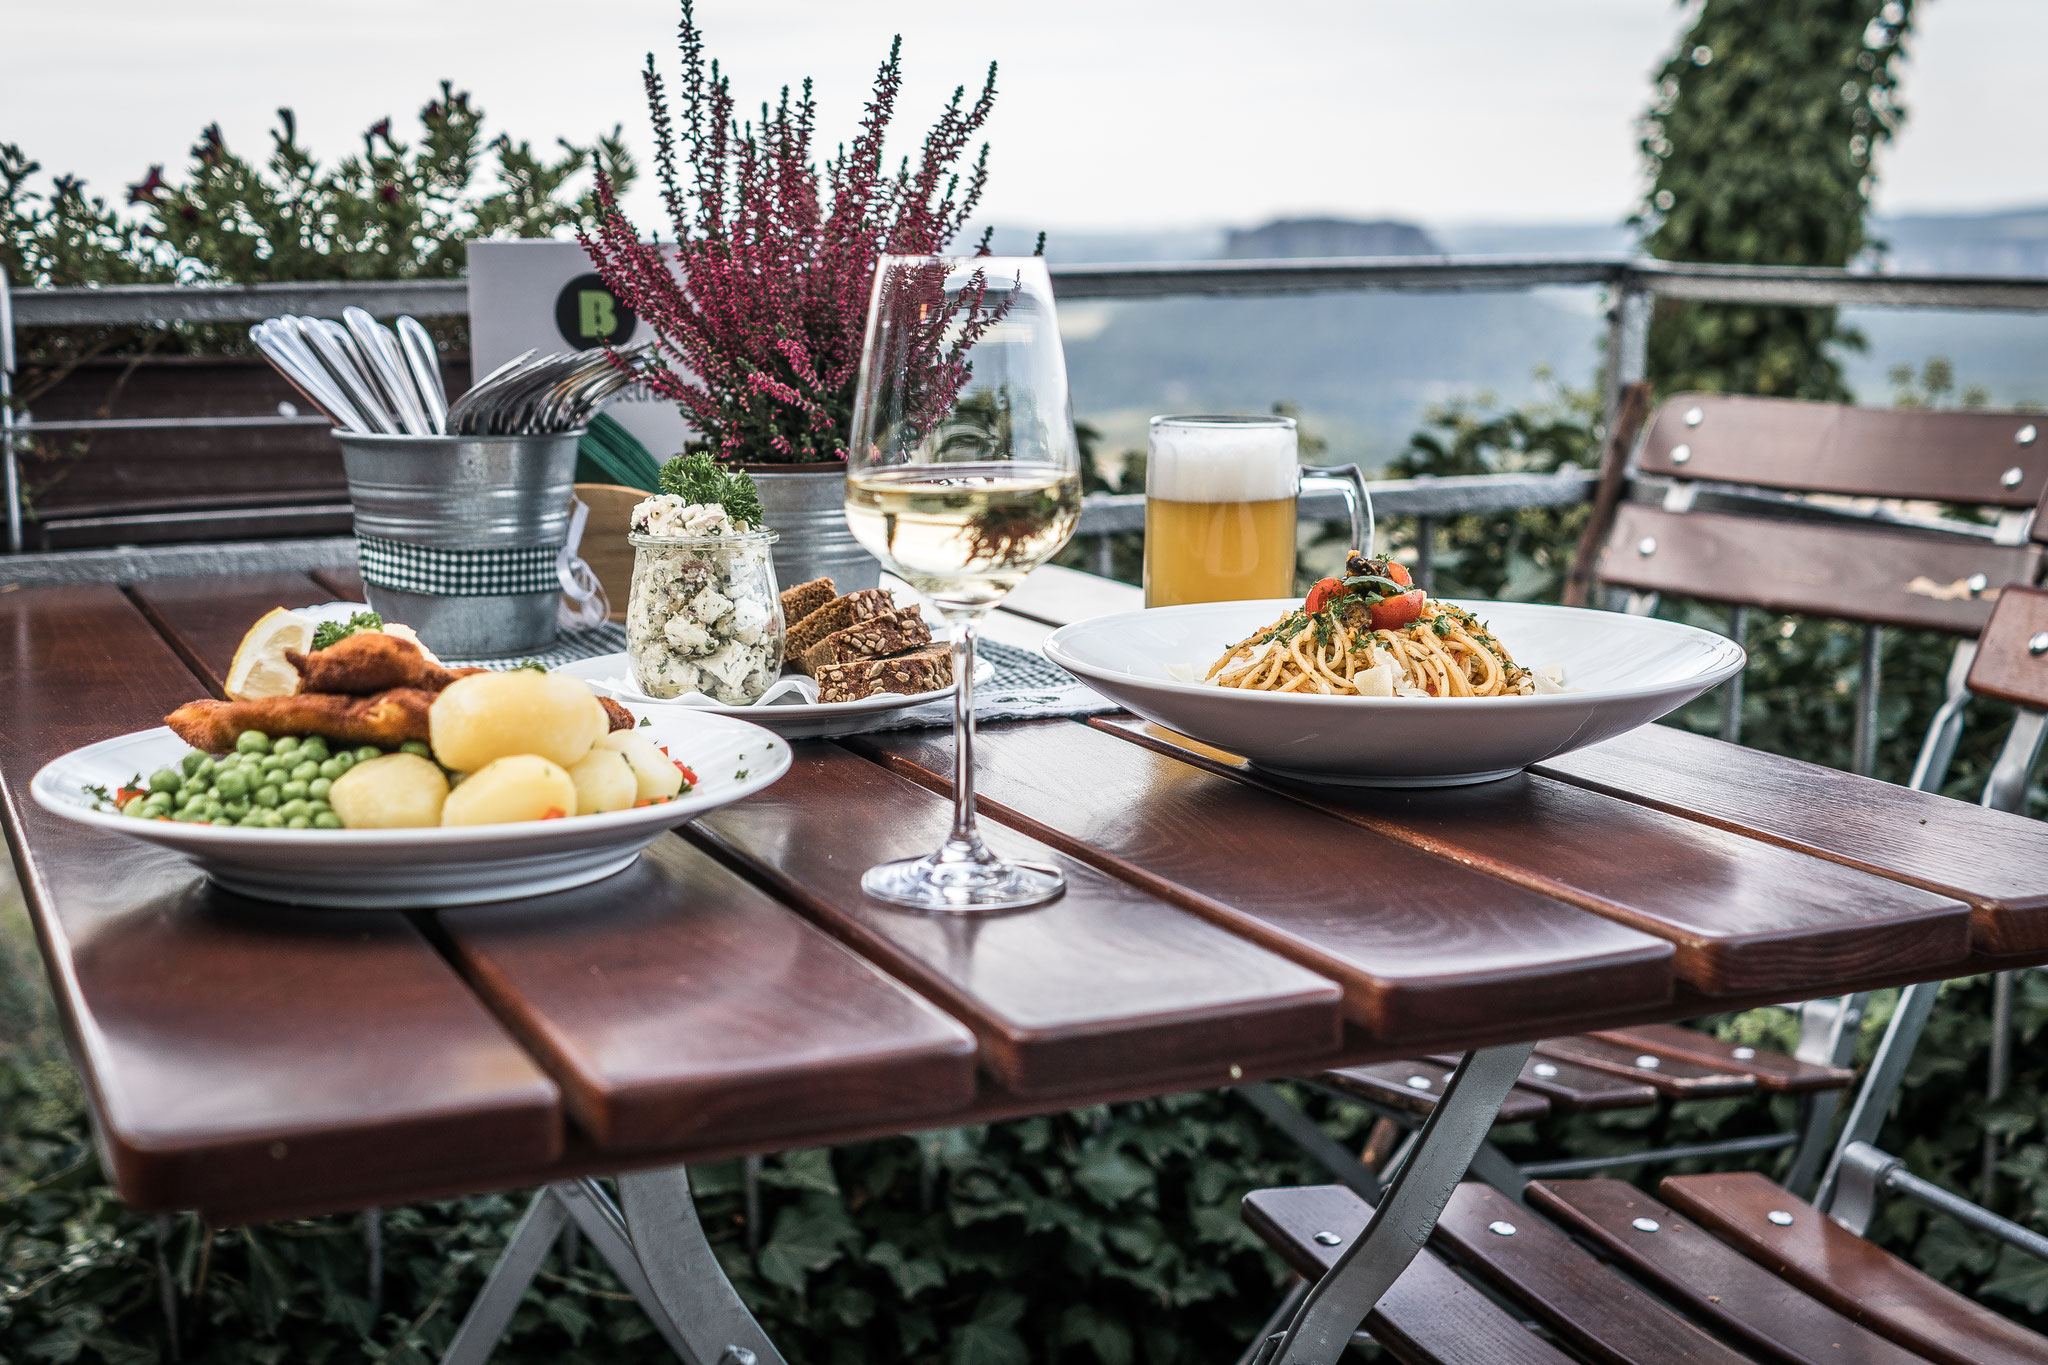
[554,273,636,346]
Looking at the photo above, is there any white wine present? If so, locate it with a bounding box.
[845,462,1081,611]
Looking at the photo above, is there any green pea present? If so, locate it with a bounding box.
[255,785,282,809]
[354,746,382,762]
[273,735,300,755]
[308,777,333,800]
[298,736,329,761]
[213,769,250,800]
[199,797,224,817]
[223,798,251,819]
[209,817,234,827]
[147,767,182,795]
[122,801,150,819]
[307,797,333,813]
[280,799,311,820]
[285,816,311,830]
[317,757,344,780]
[281,781,309,802]
[313,812,343,830]
[289,760,319,782]
[331,751,356,774]
[181,750,207,776]
[234,730,269,755]
[194,757,217,780]
[399,740,432,759]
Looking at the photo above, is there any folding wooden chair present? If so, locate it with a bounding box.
[1241,398,2048,1269]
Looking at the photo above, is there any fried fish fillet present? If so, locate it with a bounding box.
[598,696,635,732]
[285,631,483,696]
[165,689,437,752]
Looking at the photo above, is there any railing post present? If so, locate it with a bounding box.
[1,262,20,556]
[1412,516,1435,593]
[1601,275,1651,438]
[1853,624,1884,777]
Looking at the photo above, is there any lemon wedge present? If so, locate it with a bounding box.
[224,607,316,701]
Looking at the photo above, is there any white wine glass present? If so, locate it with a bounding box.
[845,255,1081,911]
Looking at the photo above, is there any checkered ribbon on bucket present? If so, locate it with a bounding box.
[357,536,563,597]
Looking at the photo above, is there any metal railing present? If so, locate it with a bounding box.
[6,255,2048,560]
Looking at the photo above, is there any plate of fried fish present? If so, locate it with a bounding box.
[32,608,790,907]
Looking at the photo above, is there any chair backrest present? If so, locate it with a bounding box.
[1598,395,2047,636]
[1965,583,2048,712]
[574,482,642,622]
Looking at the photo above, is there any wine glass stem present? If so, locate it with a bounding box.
[943,609,986,855]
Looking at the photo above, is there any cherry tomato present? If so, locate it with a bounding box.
[1384,561,1413,587]
[674,761,699,787]
[541,806,567,820]
[1304,577,1345,614]
[1367,589,1427,631]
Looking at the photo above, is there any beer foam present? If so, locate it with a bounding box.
[1147,418,1298,503]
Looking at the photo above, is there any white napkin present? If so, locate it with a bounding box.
[594,671,824,708]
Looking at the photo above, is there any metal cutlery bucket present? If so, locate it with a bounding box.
[336,431,582,657]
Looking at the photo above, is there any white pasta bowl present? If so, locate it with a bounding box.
[1044,598,1746,787]
[31,709,791,907]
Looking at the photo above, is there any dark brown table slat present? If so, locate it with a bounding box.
[1095,718,1972,998]
[128,572,333,696]
[1537,722,2048,956]
[857,722,1674,1042]
[311,565,367,602]
[0,584,562,1213]
[434,836,980,1152]
[688,743,1344,1096]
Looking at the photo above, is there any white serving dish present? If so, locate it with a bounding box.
[31,709,791,907]
[1043,598,1745,787]
[554,651,989,740]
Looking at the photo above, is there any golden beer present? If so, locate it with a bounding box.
[1143,415,1300,607]
[1143,496,1296,606]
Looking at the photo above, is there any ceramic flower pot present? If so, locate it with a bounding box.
[744,461,882,594]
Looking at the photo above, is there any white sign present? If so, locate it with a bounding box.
[465,239,690,461]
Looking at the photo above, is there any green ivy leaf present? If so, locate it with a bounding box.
[1074,1147,1153,1206]
[755,1200,858,1291]
[867,1241,948,1300]
[1060,1302,1135,1365]
[1982,1245,2048,1315]
[947,1289,1029,1365]
[762,1147,840,1196]
[542,1295,594,1344]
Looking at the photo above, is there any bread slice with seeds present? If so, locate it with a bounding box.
[798,607,933,675]
[779,577,836,627]
[784,588,895,656]
[814,645,953,703]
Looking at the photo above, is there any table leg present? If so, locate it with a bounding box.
[440,1188,571,1365]
[1251,1042,1537,1365]
[618,1166,788,1365]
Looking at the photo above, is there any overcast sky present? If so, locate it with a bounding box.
[9,1,2042,236]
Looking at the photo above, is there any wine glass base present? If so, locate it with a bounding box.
[861,851,1066,913]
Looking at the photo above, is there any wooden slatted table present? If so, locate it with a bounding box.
[6,564,2047,1362]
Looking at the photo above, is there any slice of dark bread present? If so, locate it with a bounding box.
[784,588,895,656]
[779,577,836,626]
[798,607,933,675]
[815,645,953,703]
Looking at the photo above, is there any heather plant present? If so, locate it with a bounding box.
[579,1,1012,465]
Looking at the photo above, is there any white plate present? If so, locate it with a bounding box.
[1043,598,1745,787]
[555,652,990,740]
[30,709,791,907]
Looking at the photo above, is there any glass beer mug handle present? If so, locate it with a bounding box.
[1300,463,1375,559]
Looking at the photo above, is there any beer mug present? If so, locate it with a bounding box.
[1142,415,1373,608]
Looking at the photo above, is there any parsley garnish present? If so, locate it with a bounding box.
[510,659,546,672]
[82,782,115,807]
[658,453,764,529]
[637,715,652,728]
[312,610,383,651]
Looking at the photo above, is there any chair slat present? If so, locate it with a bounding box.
[1427,1052,1660,1112]
[1319,1061,1551,1124]
[1587,1024,1853,1094]
[1638,395,2048,508]
[1533,1037,1756,1099]
[1966,583,2048,711]
[1598,504,2040,634]
[1433,1182,1755,1365]
[1240,1186,1576,1365]
[1659,1171,2048,1365]
[1527,1179,1930,1365]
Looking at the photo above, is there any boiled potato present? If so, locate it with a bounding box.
[439,754,577,826]
[568,748,637,815]
[596,730,685,802]
[429,670,607,772]
[329,753,449,829]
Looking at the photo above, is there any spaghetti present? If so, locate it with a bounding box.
[1205,553,1536,698]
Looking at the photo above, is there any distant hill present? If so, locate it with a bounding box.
[986,209,2047,467]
